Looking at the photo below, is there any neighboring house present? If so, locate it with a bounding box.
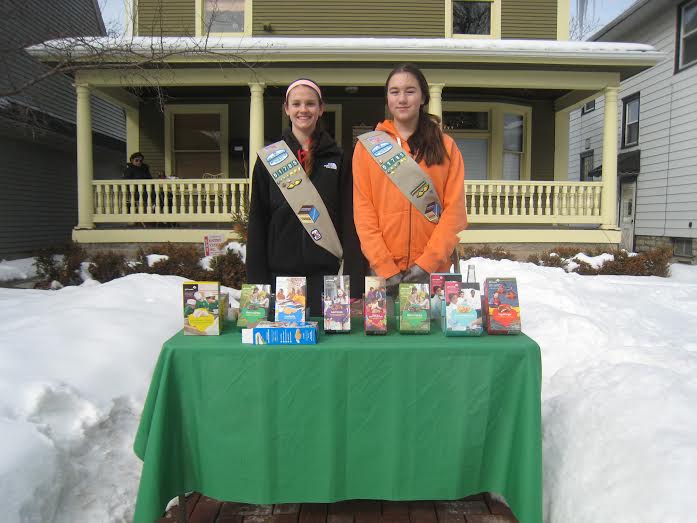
[0,0,126,259]
[568,0,697,261]
[27,0,662,252]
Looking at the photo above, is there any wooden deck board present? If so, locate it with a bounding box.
[158,494,518,523]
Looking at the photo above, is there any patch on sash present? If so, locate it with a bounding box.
[284,179,302,189]
[410,181,430,198]
[310,229,322,241]
[298,205,320,223]
[371,142,393,157]
[379,152,407,175]
[272,159,299,181]
[323,162,337,170]
[267,148,289,166]
[425,201,442,223]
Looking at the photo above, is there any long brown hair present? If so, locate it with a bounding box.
[385,63,447,167]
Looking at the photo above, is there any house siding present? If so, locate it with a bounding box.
[0,129,124,259]
[569,1,697,241]
[137,0,195,37]
[501,0,558,40]
[252,0,443,37]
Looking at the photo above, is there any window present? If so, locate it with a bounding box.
[580,151,594,181]
[196,0,250,35]
[447,0,500,38]
[453,1,491,35]
[673,238,693,257]
[502,113,523,180]
[622,94,640,148]
[165,105,229,179]
[581,100,596,115]
[677,0,697,71]
[443,102,531,180]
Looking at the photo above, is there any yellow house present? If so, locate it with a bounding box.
[27,0,662,250]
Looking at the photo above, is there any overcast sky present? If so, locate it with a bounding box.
[98,0,638,37]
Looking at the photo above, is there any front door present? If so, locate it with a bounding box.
[620,180,636,251]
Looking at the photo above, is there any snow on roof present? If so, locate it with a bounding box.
[27,36,661,63]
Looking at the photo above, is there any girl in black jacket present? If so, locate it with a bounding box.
[246,79,364,316]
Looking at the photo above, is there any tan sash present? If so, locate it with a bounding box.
[257,140,343,260]
[358,130,443,223]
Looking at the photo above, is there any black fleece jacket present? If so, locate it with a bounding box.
[247,128,363,315]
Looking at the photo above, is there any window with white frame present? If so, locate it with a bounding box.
[581,100,596,115]
[503,113,524,180]
[165,105,229,179]
[677,0,697,71]
[622,94,640,148]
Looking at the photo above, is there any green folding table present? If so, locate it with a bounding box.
[134,318,541,523]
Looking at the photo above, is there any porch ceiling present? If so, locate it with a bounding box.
[139,85,569,103]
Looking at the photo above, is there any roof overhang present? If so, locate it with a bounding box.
[27,36,663,79]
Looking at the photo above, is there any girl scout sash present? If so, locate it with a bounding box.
[257,141,343,260]
[358,130,443,223]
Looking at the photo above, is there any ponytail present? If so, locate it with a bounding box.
[409,110,447,167]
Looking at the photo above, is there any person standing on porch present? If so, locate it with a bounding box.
[246,78,363,315]
[123,152,152,180]
[352,63,467,296]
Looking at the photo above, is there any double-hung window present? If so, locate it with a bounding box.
[622,94,640,148]
[165,105,229,178]
[677,0,697,71]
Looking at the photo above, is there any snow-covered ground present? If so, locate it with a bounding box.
[1,255,696,522]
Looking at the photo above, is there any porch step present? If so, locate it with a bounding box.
[157,493,518,523]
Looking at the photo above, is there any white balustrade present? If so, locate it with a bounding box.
[464,181,603,224]
[92,179,250,223]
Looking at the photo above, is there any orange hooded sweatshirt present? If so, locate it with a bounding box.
[352,120,467,278]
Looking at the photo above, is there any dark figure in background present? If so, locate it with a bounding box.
[122,152,152,215]
[123,152,152,180]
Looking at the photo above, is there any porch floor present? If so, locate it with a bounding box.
[157,492,518,523]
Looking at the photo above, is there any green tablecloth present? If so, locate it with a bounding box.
[134,319,541,523]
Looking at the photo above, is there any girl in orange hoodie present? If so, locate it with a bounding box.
[352,63,467,294]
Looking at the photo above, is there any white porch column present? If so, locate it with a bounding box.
[248,82,266,178]
[75,84,94,229]
[428,83,444,121]
[554,108,570,181]
[601,85,619,229]
[125,107,140,161]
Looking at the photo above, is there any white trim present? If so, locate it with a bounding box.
[29,36,662,64]
[164,104,229,178]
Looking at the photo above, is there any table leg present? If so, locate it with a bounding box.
[178,494,188,523]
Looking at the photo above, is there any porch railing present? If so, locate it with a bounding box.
[465,180,603,224]
[92,179,250,222]
[91,179,604,226]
